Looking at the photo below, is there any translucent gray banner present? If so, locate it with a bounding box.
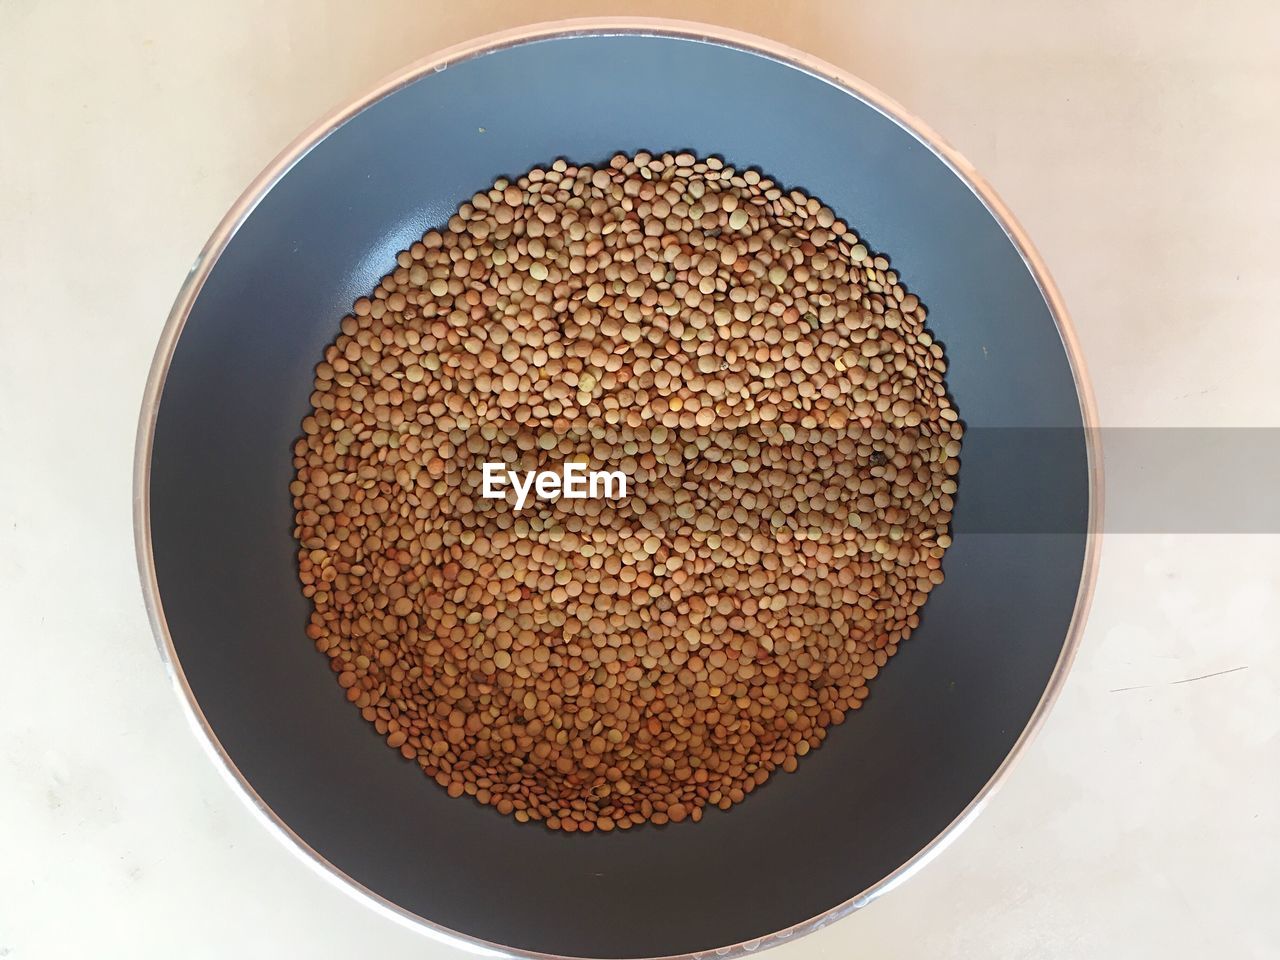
[953,427,1279,534]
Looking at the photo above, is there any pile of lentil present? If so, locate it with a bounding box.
[292,152,961,832]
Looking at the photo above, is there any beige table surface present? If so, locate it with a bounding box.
[2,1,1278,957]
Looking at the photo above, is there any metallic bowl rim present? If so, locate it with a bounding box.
[133,17,1104,960]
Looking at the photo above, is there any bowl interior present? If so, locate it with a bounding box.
[147,32,1090,959]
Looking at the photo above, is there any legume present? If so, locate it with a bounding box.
[292,152,962,831]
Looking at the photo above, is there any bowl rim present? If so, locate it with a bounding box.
[133,16,1104,960]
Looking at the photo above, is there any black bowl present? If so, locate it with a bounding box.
[136,20,1100,960]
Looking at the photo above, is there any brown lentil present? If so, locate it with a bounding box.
[292,152,962,831]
